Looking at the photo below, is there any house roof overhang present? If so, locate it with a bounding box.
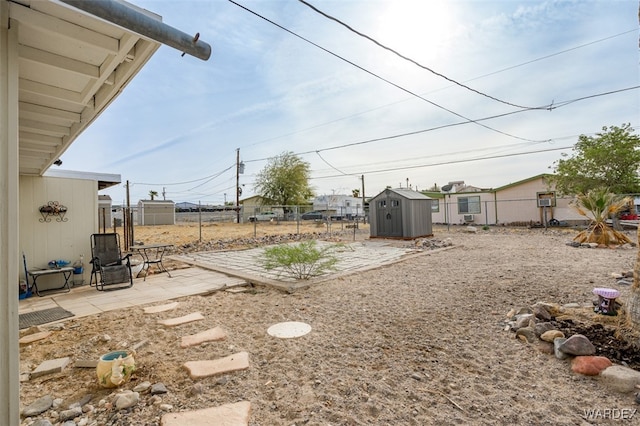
[43,168,120,189]
[10,0,209,177]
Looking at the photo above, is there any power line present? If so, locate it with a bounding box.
[244,85,639,163]
[312,145,574,179]
[313,140,556,173]
[315,151,354,176]
[298,0,549,110]
[133,163,235,186]
[238,29,636,151]
[228,0,543,144]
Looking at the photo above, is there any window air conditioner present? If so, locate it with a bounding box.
[463,214,474,222]
[538,198,552,207]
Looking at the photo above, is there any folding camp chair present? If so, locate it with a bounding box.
[90,233,133,291]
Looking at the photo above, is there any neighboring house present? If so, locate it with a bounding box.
[369,188,433,239]
[425,175,586,226]
[493,174,583,225]
[425,180,495,225]
[0,1,211,422]
[313,194,364,218]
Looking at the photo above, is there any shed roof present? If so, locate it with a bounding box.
[374,188,433,200]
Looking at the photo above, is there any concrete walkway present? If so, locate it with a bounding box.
[18,267,247,317]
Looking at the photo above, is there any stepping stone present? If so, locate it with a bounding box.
[144,302,179,314]
[161,400,250,426]
[158,312,204,327]
[19,331,52,345]
[31,357,71,378]
[183,352,249,380]
[267,321,312,339]
[181,327,227,348]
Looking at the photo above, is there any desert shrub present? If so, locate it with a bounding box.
[571,189,632,245]
[262,240,339,280]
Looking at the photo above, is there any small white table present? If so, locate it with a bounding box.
[27,266,74,296]
[132,244,173,281]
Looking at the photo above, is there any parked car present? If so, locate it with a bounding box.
[248,212,280,222]
[301,211,324,220]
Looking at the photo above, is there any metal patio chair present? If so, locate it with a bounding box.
[90,233,133,291]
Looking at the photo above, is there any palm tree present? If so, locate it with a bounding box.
[570,188,632,245]
[149,190,158,201]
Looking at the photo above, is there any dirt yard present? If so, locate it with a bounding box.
[19,224,640,425]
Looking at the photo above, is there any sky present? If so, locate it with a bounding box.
[58,0,639,205]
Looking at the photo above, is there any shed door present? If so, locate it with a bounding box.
[376,198,402,237]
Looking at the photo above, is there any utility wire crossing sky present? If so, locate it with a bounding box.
[58,0,638,205]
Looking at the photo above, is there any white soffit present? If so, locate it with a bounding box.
[10,0,161,176]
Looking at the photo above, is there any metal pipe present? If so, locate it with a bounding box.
[58,0,211,61]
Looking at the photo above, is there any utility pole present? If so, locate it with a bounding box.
[125,180,131,250]
[236,149,244,223]
[361,174,365,224]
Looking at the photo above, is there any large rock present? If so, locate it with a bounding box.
[554,338,570,360]
[534,322,556,337]
[532,304,552,321]
[22,395,53,417]
[515,327,536,343]
[114,391,140,410]
[558,334,595,356]
[570,356,612,376]
[600,365,640,393]
[58,406,83,422]
[514,314,534,330]
[540,330,564,343]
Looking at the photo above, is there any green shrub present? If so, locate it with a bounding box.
[262,240,339,280]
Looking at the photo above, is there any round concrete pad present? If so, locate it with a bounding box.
[267,321,311,339]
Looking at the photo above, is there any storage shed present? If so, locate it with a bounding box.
[138,200,175,225]
[370,188,433,239]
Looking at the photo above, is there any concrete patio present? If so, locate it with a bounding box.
[19,240,427,320]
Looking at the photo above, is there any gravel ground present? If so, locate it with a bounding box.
[19,225,640,425]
